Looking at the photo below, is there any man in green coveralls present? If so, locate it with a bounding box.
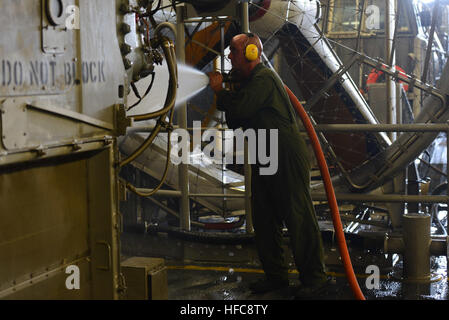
[208,33,328,297]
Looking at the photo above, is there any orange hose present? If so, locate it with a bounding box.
[285,85,366,300]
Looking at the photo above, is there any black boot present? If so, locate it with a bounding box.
[294,278,331,299]
[249,278,289,294]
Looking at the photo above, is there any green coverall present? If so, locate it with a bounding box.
[216,63,327,286]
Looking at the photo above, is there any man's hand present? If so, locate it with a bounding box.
[208,71,223,93]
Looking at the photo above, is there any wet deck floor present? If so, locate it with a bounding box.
[121,231,448,300]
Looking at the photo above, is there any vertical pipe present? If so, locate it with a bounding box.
[412,37,423,117]
[385,0,397,141]
[404,161,409,215]
[402,213,431,281]
[220,22,226,73]
[354,0,365,54]
[396,83,402,126]
[176,4,190,231]
[422,0,440,84]
[446,121,449,267]
[355,0,365,89]
[241,0,250,33]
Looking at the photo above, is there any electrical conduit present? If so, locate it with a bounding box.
[284,85,366,300]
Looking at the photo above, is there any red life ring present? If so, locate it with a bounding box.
[366,66,409,92]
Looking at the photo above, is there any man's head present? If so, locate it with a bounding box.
[228,33,263,78]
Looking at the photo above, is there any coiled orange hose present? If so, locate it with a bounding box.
[285,85,366,300]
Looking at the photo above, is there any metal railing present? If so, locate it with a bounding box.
[306,122,449,240]
[132,122,449,239]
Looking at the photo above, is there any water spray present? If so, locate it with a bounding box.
[175,63,209,107]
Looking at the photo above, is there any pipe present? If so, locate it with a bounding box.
[146,195,205,228]
[123,188,246,199]
[122,45,177,186]
[422,0,440,83]
[125,108,175,195]
[241,0,250,33]
[154,21,177,38]
[120,39,178,167]
[119,122,164,167]
[126,124,180,133]
[176,4,191,232]
[384,234,447,256]
[402,214,431,281]
[311,123,449,132]
[130,123,449,133]
[385,0,396,141]
[447,124,449,238]
[310,192,448,203]
[130,40,178,121]
[284,85,366,300]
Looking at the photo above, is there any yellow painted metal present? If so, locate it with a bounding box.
[0,146,121,299]
[0,0,126,300]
